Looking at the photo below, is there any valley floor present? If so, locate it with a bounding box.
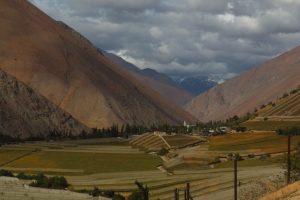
[0,133,291,200]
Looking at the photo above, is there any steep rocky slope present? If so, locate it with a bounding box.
[0,0,196,128]
[0,70,89,138]
[104,52,194,106]
[186,46,300,122]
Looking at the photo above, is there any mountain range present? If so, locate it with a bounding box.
[185,46,300,122]
[104,52,195,105]
[1,0,300,137]
[0,0,196,131]
[175,76,218,96]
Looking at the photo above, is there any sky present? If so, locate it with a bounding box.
[29,0,300,78]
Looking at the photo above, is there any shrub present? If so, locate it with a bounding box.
[50,176,68,189]
[30,173,68,189]
[17,172,33,180]
[128,191,143,200]
[260,104,266,109]
[247,154,255,159]
[282,93,289,98]
[103,190,115,198]
[259,154,270,160]
[227,153,233,160]
[0,169,14,177]
[90,187,102,197]
[236,127,247,132]
[158,147,169,156]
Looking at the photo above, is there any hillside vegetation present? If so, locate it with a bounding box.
[257,88,300,117]
[243,88,300,130]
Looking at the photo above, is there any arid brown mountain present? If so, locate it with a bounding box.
[0,70,89,138]
[186,46,300,122]
[0,0,196,128]
[104,52,194,105]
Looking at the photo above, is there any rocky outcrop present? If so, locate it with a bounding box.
[0,70,90,138]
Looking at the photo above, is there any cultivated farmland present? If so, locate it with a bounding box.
[0,133,291,200]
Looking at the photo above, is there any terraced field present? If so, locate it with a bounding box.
[258,91,300,117]
[243,89,300,131]
[130,132,203,151]
[129,133,169,151]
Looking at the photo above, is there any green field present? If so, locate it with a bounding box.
[0,149,31,166]
[163,135,200,147]
[5,151,161,174]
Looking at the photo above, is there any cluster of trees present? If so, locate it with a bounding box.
[81,123,195,139]
[128,181,149,200]
[29,173,68,189]
[88,187,125,200]
[0,169,14,177]
[190,114,251,134]
[0,113,255,145]
[0,133,22,144]
[1,123,190,144]
[85,181,149,200]
[0,170,68,189]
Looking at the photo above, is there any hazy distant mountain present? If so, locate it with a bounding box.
[175,76,218,95]
[0,70,89,138]
[186,46,300,122]
[104,52,195,105]
[0,0,196,129]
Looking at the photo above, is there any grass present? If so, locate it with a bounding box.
[0,149,31,166]
[242,120,300,131]
[209,132,300,153]
[5,151,162,174]
[163,135,200,147]
[63,138,130,146]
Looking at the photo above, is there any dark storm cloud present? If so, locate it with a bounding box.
[29,0,300,78]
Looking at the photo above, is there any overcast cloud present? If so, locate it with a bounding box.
[29,0,300,78]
